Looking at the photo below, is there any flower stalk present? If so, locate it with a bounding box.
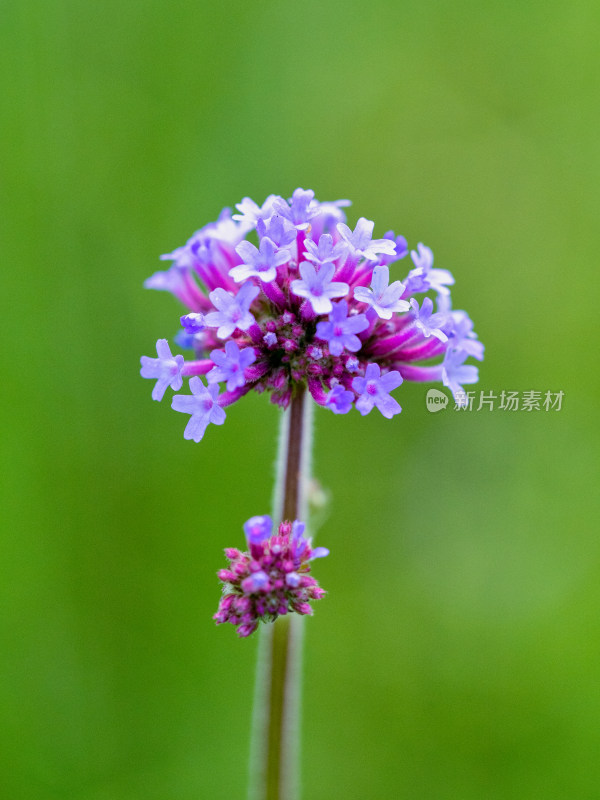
[249,386,311,800]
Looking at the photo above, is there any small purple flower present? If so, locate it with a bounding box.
[231,237,292,283]
[410,297,449,342]
[352,363,403,418]
[354,265,410,319]
[171,376,226,442]
[337,217,397,261]
[410,242,434,272]
[290,262,349,315]
[303,234,348,268]
[442,349,479,405]
[215,517,328,637]
[232,194,280,227]
[449,314,485,360]
[140,339,184,401]
[205,282,259,339]
[256,215,297,249]
[409,243,455,295]
[378,231,409,265]
[180,312,205,333]
[208,341,256,391]
[243,515,273,544]
[316,301,368,356]
[274,188,320,230]
[326,384,354,415]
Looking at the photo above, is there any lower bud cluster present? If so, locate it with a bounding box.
[214,518,328,637]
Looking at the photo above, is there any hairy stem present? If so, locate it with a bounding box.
[249,386,312,800]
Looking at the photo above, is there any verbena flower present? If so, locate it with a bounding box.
[207,340,257,392]
[141,189,483,440]
[214,516,328,638]
[171,376,226,441]
[140,339,184,401]
[315,300,368,356]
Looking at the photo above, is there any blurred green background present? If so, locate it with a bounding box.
[2,1,599,798]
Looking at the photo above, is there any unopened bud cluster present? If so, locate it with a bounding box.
[214,516,328,637]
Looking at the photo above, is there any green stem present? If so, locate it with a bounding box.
[248,386,312,800]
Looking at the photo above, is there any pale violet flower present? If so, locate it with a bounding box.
[205,282,259,338]
[316,301,368,356]
[410,297,449,342]
[231,237,292,283]
[303,234,348,269]
[232,195,280,227]
[408,243,455,295]
[325,384,354,415]
[274,188,320,230]
[171,376,226,442]
[337,217,397,261]
[140,339,184,401]
[352,363,403,418]
[290,262,349,315]
[378,231,409,265]
[437,295,485,360]
[256,215,297,249]
[442,350,479,406]
[208,341,256,391]
[354,265,410,319]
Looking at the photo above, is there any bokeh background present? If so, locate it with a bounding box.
[2,1,599,798]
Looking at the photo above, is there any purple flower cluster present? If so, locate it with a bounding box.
[141,189,483,440]
[214,516,328,638]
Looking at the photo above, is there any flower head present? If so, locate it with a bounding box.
[214,516,328,637]
[142,189,483,439]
